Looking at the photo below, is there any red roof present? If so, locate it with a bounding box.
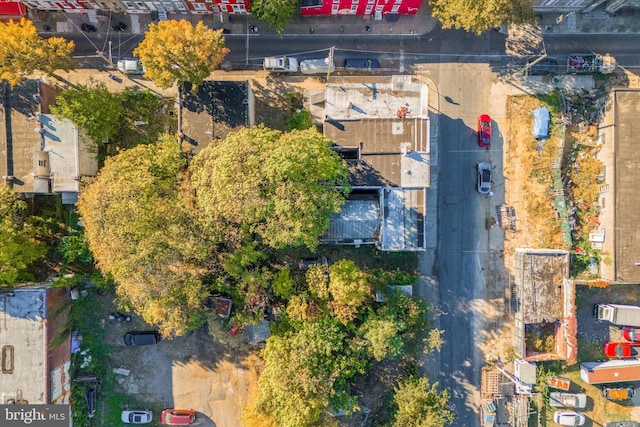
[0,2,26,19]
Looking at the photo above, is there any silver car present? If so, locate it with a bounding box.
[476,162,492,195]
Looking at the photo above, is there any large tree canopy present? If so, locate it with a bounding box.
[0,185,47,286]
[429,0,536,34]
[134,20,229,89]
[77,135,209,336]
[190,126,349,250]
[257,316,365,427]
[390,376,455,427]
[250,0,299,34]
[0,18,74,86]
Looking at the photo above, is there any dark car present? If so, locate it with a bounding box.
[527,59,559,75]
[81,23,97,32]
[111,22,128,32]
[344,59,380,71]
[477,114,492,147]
[124,331,160,346]
[86,388,96,418]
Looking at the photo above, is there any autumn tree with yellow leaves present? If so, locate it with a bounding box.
[0,18,74,86]
[429,0,536,34]
[134,20,229,90]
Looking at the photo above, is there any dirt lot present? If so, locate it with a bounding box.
[95,294,260,427]
[503,95,566,267]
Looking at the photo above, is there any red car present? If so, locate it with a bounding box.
[477,114,492,147]
[603,342,640,358]
[622,326,640,342]
[160,409,195,425]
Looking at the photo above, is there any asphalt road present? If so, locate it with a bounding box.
[429,60,502,427]
[68,29,640,71]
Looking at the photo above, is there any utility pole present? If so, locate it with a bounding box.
[245,21,249,67]
[327,46,335,80]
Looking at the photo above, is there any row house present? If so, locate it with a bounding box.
[0,0,26,20]
[185,0,249,15]
[300,0,422,17]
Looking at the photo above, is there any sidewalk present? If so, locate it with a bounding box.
[33,4,640,38]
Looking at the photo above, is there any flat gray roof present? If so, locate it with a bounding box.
[514,249,569,324]
[614,90,640,282]
[381,188,426,251]
[323,198,381,244]
[0,287,48,404]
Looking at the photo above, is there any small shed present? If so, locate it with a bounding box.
[245,320,271,345]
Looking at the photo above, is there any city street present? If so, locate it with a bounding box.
[43,19,640,427]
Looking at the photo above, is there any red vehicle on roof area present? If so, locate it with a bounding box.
[603,342,640,358]
[477,114,492,148]
[622,326,640,342]
[160,409,195,425]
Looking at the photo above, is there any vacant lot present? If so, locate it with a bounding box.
[84,293,259,427]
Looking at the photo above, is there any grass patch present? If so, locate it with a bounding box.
[69,292,152,426]
[577,337,603,363]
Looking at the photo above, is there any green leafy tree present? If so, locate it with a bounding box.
[390,376,455,427]
[190,126,349,250]
[116,89,176,148]
[360,315,404,361]
[134,20,229,90]
[0,185,47,285]
[257,317,365,426]
[51,80,121,145]
[59,231,93,264]
[250,0,299,34]
[285,109,314,131]
[328,260,370,307]
[77,135,209,336]
[0,18,74,86]
[429,0,536,34]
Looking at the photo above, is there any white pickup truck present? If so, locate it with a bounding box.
[263,56,298,72]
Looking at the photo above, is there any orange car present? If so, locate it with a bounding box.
[160,409,195,425]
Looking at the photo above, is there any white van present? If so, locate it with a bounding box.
[116,58,145,75]
[263,56,298,72]
[300,58,335,75]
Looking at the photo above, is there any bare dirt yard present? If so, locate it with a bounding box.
[98,294,261,427]
[503,94,566,267]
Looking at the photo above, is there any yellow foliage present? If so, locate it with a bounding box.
[134,20,229,89]
[0,18,74,86]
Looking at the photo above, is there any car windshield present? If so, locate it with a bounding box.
[630,329,639,340]
[615,345,626,357]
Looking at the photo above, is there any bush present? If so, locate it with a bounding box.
[285,109,313,131]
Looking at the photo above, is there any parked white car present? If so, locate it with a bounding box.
[121,410,153,424]
[554,411,586,426]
